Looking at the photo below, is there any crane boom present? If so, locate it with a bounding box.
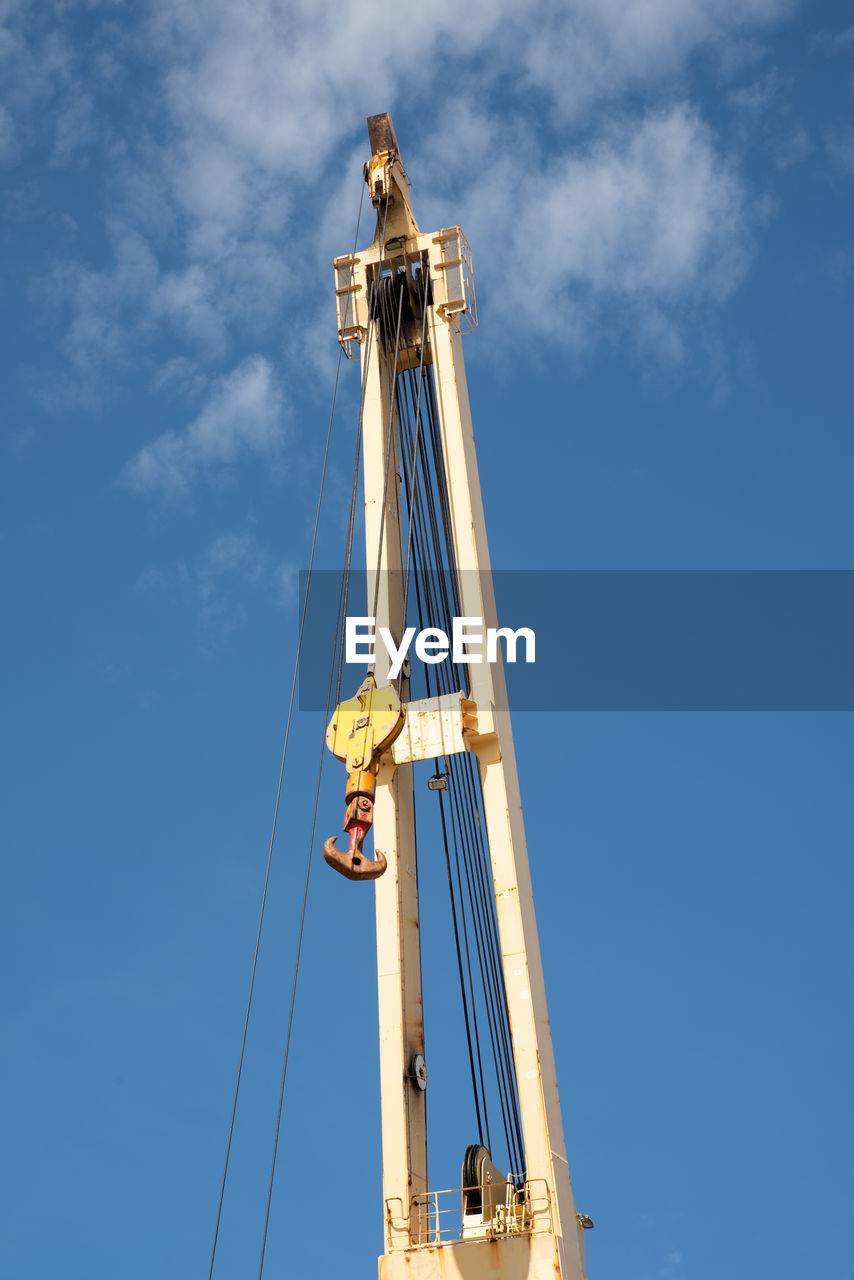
[330,113,589,1280]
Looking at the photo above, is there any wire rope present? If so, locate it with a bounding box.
[369,275,406,627]
[391,339,527,1179]
[255,179,403,1276]
[255,470,363,1278]
[335,186,394,705]
[205,178,366,1280]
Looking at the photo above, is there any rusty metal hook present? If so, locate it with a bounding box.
[324,676,404,883]
[322,821,387,881]
[323,772,388,882]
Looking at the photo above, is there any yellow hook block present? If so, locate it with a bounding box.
[325,673,406,773]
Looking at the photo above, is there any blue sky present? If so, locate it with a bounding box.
[2,2,852,1278]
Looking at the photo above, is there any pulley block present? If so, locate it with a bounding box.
[323,674,405,882]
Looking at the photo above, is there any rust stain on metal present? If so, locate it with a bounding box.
[367,112,399,158]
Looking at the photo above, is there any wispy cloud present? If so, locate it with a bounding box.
[150,356,208,402]
[122,355,284,498]
[417,103,752,362]
[728,68,782,116]
[825,126,854,175]
[196,531,296,650]
[0,104,16,161]
[774,125,812,169]
[136,529,295,651]
[660,1248,683,1277]
[0,3,110,166]
[4,0,800,446]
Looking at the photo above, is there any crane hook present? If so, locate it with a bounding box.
[324,674,405,884]
[323,781,387,881]
[322,830,387,881]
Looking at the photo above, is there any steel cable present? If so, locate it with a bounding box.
[256,182,401,1277]
[206,177,366,1280]
[392,345,527,1179]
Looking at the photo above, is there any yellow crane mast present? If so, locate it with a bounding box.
[324,114,592,1280]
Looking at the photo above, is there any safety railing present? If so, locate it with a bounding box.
[333,254,365,359]
[386,1178,551,1249]
[433,227,477,332]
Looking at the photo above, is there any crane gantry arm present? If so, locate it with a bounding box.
[327,113,590,1280]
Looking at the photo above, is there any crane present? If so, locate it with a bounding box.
[325,113,592,1280]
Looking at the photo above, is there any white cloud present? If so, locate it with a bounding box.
[150,356,207,401]
[271,561,296,608]
[0,6,106,165]
[728,69,781,116]
[138,0,786,365]
[199,531,269,589]
[416,103,751,361]
[152,263,228,352]
[825,127,854,175]
[660,1249,684,1277]
[3,0,799,450]
[122,354,284,497]
[774,125,811,169]
[50,83,94,165]
[0,103,16,161]
[196,593,249,652]
[533,107,747,301]
[147,0,792,172]
[514,0,794,120]
[137,529,295,650]
[49,224,159,375]
[46,214,288,380]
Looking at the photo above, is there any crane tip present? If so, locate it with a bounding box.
[367,112,400,158]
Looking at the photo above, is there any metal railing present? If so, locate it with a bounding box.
[386,1178,551,1250]
[333,254,364,359]
[433,227,477,333]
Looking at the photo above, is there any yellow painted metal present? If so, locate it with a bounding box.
[326,673,406,773]
[379,1232,562,1279]
[333,224,476,359]
[345,769,378,802]
[329,112,589,1280]
[388,690,484,765]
